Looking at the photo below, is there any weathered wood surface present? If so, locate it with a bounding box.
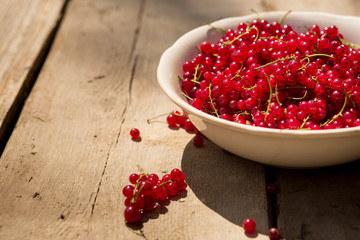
[0,0,360,240]
[0,0,66,150]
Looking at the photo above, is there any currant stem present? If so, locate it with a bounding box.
[291,90,308,100]
[131,174,148,204]
[275,84,282,106]
[231,63,244,80]
[279,10,292,25]
[300,114,311,129]
[338,36,360,49]
[222,27,259,46]
[254,56,290,70]
[125,220,147,238]
[181,92,193,101]
[208,84,220,118]
[250,9,261,20]
[207,24,226,34]
[147,112,171,124]
[192,65,202,84]
[264,74,273,121]
[321,93,348,127]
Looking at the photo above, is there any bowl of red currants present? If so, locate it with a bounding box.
[157,11,360,168]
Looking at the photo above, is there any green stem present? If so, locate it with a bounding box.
[222,27,259,46]
[146,112,170,124]
[251,9,261,20]
[208,84,220,118]
[300,114,310,129]
[279,10,292,25]
[192,65,201,84]
[264,74,273,121]
[321,94,348,127]
[230,63,244,80]
[291,90,308,100]
[207,24,226,34]
[305,53,334,59]
[181,92,193,101]
[255,58,284,70]
[275,84,282,106]
[338,36,360,49]
[125,220,146,238]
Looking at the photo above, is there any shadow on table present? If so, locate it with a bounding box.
[276,159,360,240]
[180,139,269,235]
[181,137,360,238]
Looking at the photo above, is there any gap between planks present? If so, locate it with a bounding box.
[0,0,71,157]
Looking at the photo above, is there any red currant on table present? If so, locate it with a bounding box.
[193,134,204,147]
[243,218,256,234]
[268,227,281,240]
[130,128,140,140]
[124,206,141,223]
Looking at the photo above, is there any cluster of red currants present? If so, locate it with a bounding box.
[180,18,360,129]
[166,110,204,147]
[123,168,187,223]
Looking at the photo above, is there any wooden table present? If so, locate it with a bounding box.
[0,0,360,239]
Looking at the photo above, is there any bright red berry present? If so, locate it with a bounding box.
[268,227,281,240]
[122,185,134,198]
[124,206,141,223]
[130,128,140,140]
[193,134,204,147]
[243,218,256,234]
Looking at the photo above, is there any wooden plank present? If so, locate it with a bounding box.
[0,0,141,239]
[0,0,273,239]
[89,0,272,239]
[0,0,66,150]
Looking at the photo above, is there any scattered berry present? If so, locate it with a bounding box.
[243,218,256,234]
[130,128,140,140]
[193,134,204,147]
[266,183,280,195]
[268,227,281,240]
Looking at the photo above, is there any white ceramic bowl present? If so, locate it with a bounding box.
[157,11,360,168]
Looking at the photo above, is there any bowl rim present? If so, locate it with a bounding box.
[157,11,360,138]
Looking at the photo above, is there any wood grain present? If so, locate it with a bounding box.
[0,0,66,150]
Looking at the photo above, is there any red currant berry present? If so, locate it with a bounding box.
[268,227,281,240]
[162,173,172,182]
[138,180,153,196]
[131,196,145,209]
[193,134,204,147]
[243,218,256,234]
[167,114,178,128]
[124,206,141,223]
[170,168,183,181]
[122,185,134,198]
[266,183,280,195]
[130,128,140,140]
[143,195,157,210]
[129,173,139,184]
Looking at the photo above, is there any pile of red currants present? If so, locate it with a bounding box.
[123,168,187,223]
[180,18,360,130]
